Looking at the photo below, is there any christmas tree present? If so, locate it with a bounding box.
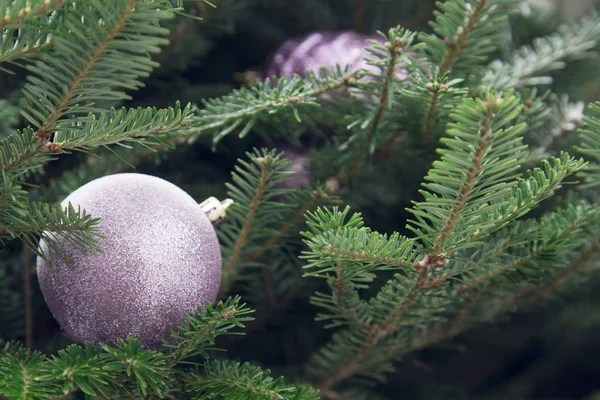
[1,0,600,398]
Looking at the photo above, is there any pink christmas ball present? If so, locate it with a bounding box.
[37,173,222,348]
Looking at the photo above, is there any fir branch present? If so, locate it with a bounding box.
[0,177,102,268]
[36,0,136,137]
[20,0,173,135]
[435,99,493,249]
[164,296,254,363]
[1,103,193,181]
[49,103,195,153]
[0,0,65,28]
[188,360,320,400]
[302,207,417,279]
[101,338,171,398]
[218,149,297,294]
[39,344,123,398]
[460,202,596,291]
[408,92,527,255]
[0,340,60,399]
[480,12,600,89]
[222,159,268,279]
[440,0,488,74]
[337,28,413,186]
[0,129,54,179]
[423,81,442,144]
[419,0,518,77]
[518,238,600,304]
[476,153,587,236]
[0,27,51,64]
[316,266,430,395]
[220,152,280,293]
[390,203,600,361]
[302,207,418,329]
[401,68,467,144]
[577,102,600,186]
[245,188,331,262]
[186,69,361,148]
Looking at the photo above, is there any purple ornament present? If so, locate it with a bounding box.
[263,31,408,82]
[37,173,222,349]
[277,143,311,190]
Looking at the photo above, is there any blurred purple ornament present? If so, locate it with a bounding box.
[264,31,409,82]
[37,173,223,349]
[277,143,311,190]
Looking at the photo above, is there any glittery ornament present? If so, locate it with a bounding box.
[37,173,225,349]
[263,31,409,82]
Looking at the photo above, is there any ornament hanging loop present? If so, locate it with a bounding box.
[200,197,234,225]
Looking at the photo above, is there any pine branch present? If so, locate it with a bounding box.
[408,91,527,255]
[185,69,362,148]
[245,187,335,262]
[49,102,195,153]
[164,296,254,363]
[336,28,417,186]
[20,0,173,136]
[401,68,467,144]
[577,102,600,186]
[1,102,194,182]
[480,12,600,89]
[188,360,320,400]
[0,0,65,29]
[218,149,297,294]
[419,0,518,77]
[0,340,60,399]
[0,177,103,268]
[302,207,418,329]
[304,93,587,392]
[0,26,51,65]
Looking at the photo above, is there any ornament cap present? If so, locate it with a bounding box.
[200,197,234,225]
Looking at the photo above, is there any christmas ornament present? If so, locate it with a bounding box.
[263,31,409,82]
[37,173,232,349]
[275,142,311,190]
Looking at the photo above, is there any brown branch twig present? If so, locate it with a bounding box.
[423,82,448,144]
[440,0,487,74]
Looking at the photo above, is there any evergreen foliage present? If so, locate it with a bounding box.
[1,0,600,399]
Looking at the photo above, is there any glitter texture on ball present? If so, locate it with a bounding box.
[37,173,222,349]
